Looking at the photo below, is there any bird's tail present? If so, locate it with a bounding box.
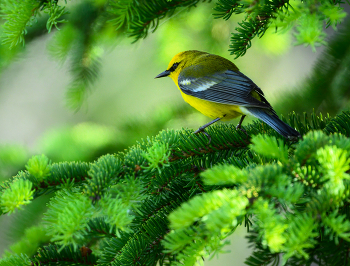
[246,108,300,139]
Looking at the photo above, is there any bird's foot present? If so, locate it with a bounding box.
[194,127,212,144]
[288,135,301,142]
[236,124,249,137]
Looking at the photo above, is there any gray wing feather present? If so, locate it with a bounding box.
[178,68,272,109]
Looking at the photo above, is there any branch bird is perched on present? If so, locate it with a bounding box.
[155,50,300,142]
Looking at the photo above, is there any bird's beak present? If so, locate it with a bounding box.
[155,70,170,79]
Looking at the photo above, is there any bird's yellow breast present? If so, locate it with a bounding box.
[179,89,243,121]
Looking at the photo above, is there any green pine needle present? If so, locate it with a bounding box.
[250,134,289,163]
[0,254,30,266]
[25,154,51,182]
[201,164,248,185]
[142,142,170,173]
[0,0,39,48]
[0,179,34,214]
[43,189,94,250]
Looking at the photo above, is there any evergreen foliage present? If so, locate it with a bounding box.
[0,179,34,214]
[0,254,30,266]
[0,0,348,108]
[1,0,350,265]
[0,110,350,265]
[276,18,350,117]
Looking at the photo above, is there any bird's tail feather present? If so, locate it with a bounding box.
[246,108,300,138]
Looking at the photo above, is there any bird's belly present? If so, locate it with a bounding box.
[180,91,243,120]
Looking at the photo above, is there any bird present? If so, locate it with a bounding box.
[155,50,300,142]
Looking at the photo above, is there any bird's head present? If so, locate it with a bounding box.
[155,50,207,82]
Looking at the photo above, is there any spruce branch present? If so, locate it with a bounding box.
[0,254,30,266]
[1,111,350,265]
[1,0,348,110]
[0,179,34,214]
[43,189,95,250]
[0,0,69,48]
[277,19,350,116]
[43,0,68,33]
[25,154,51,182]
[87,217,118,238]
[126,0,209,41]
[97,195,134,237]
[322,210,350,244]
[0,0,39,48]
[84,154,123,201]
[32,244,98,266]
[231,0,289,58]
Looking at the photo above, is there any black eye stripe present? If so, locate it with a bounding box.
[169,62,179,72]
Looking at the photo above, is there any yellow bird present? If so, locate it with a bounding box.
[155,50,300,141]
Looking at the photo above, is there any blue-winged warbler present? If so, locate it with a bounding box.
[155,50,300,141]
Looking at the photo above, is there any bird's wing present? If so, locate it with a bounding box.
[178,68,273,110]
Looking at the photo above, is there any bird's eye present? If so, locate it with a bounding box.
[169,62,179,72]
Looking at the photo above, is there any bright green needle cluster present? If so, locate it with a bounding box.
[25,154,51,182]
[201,164,248,185]
[0,0,38,48]
[168,189,248,230]
[250,135,289,163]
[43,189,94,250]
[142,142,170,173]
[253,199,288,253]
[84,154,123,201]
[98,195,133,236]
[0,179,34,214]
[294,14,327,52]
[44,0,68,33]
[317,145,350,196]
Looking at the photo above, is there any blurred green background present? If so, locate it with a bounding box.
[0,1,349,264]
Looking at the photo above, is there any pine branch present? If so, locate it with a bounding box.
[127,0,208,41]
[214,0,290,57]
[0,254,30,266]
[0,0,40,48]
[87,217,118,238]
[276,18,350,116]
[1,111,350,265]
[31,244,98,266]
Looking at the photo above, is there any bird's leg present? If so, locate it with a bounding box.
[195,117,222,133]
[194,117,221,144]
[236,115,248,135]
[236,115,246,129]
